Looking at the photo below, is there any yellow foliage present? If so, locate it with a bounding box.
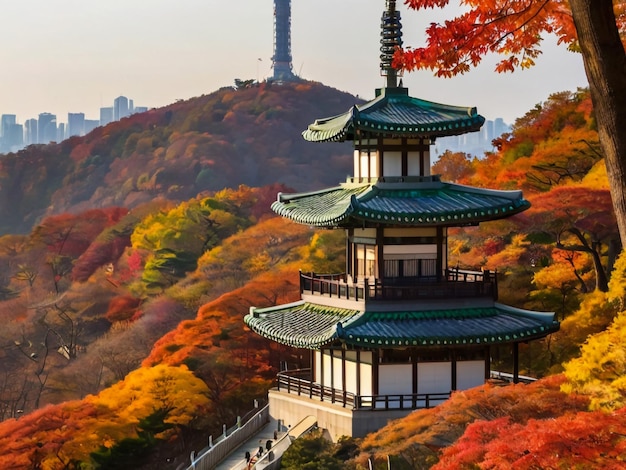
[562,308,626,410]
[608,249,626,309]
[86,364,210,430]
[483,234,529,270]
[533,262,578,290]
[580,159,609,189]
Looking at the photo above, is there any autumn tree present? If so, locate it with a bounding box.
[397,0,626,246]
[523,185,619,291]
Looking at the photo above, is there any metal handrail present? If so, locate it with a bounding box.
[187,402,269,470]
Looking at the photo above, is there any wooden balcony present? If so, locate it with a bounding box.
[276,369,450,411]
[299,268,498,302]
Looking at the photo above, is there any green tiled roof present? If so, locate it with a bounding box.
[245,301,559,349]
[245,301,362,348]
[303,87,485,142]
[272,179,530,228]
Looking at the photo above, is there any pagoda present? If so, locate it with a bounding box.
[244,0,559,439]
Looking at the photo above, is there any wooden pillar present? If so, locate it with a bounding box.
[401,138,408,176]
[356,350,361,397]
[320,348,325,387]
[513,343,519,384]
[347,229,353,279]
[420,138,427,176]
[436,227,444,281]
[377,227,384,282]
[377,136,384,177]
[451,349,457,391]
[330,349,335,390]
[484,346,491,381]
[372,349,380,395]
[412,349,418,394]
[341,348,346,393]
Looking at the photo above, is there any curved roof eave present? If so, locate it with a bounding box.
[271,181,531,228]
[302,87,486,143]
[244,301,559,350]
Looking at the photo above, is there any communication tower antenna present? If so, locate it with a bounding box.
[272,0,297,81]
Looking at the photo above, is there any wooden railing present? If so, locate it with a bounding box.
[276,369,450,411]
[299,268,498,302]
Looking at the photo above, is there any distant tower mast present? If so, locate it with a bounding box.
[272,0,297,81]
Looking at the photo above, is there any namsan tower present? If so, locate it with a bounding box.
[272,0,297,81]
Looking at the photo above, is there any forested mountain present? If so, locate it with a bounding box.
[0,81,356,234]
[0,84,625,469]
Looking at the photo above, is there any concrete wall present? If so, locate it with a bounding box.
[269,389,412,441]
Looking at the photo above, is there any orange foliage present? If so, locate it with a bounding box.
[397,1,578,76]
[144,266,301,367]
[0,365,209,469]
[356,375,589,468]
[105,294,142,323]
[434,408,626,469]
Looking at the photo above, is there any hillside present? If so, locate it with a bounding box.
[0,85,626,469]
[0,80,357,234]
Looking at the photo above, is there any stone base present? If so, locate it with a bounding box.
[268,388,414,441]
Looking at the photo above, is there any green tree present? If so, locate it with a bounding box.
[280,431,347,470]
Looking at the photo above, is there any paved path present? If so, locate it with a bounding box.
[213,415,317,470]
[214,417,282,470]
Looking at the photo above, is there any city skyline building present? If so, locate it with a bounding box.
[113,96,129,121]
[37,112,57,145]
[100,107,114,126]
[24,119,37,146]
[0,115,16,139]
[0,95,147,153]
[67,112,85,137]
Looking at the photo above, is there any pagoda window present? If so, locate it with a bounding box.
[380,348,411,363]
[383,245,438,280]
[416,349,452,362]
[355,148,379,180]
[356,245,377,280]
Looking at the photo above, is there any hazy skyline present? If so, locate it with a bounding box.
[2,1,588,125]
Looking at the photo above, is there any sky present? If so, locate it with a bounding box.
[1,0,589,126]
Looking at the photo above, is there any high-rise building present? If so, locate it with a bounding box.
[100,107,114,126]
[0,114,17,140]
[113,96,129,121]
[38,113,57,144]
[133,106,148,114]
[57,123,66,142]
[0,116,22,153]
[68,112,85,137]
[84,119,100,135]
[24,119,38,145]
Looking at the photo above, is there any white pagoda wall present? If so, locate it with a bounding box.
[457,360,486,390]
[379,364,412,395]
[383,151,402,176]
[315,350,373,396]
[417,362,452,394]
[315,351,483,398]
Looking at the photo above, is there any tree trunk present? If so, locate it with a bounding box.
[569,0,626,247]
